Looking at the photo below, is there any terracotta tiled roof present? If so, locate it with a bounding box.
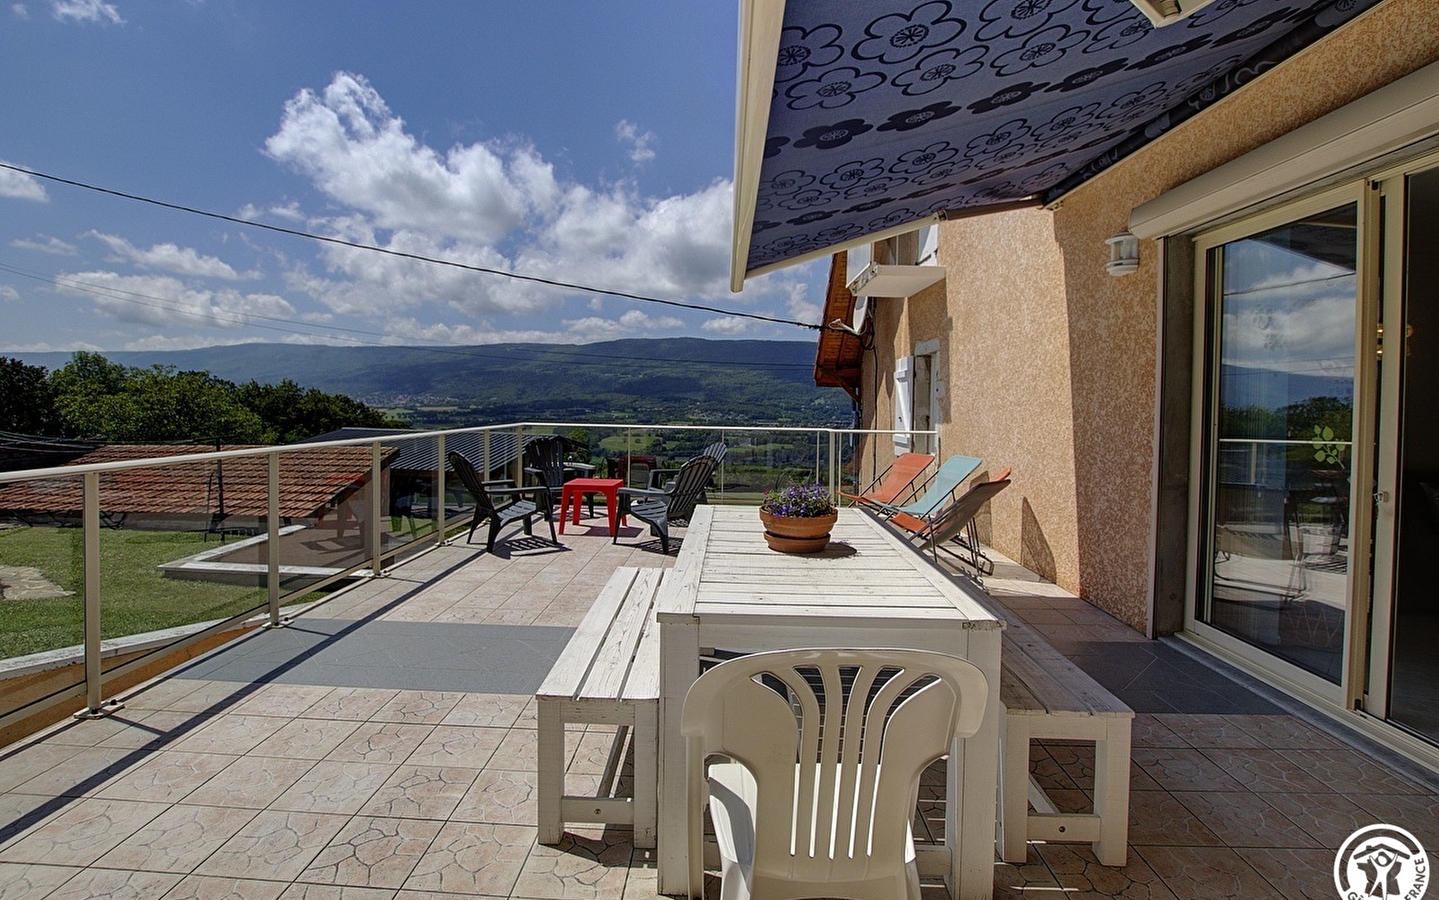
[0,444,391,519]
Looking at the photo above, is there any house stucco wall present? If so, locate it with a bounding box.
[863,0,1439,632]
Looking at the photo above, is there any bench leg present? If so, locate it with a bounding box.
[1000,712,1030,863]
[633,700,658,849]
[1092,719,1132,866]
[538,699,565,845]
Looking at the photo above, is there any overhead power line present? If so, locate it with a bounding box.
[0,161,819,331]
[0,261,819,372]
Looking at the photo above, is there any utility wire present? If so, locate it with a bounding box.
[0,161,819,331]
[0,261,819,372]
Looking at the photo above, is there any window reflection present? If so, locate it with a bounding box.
[1204,203,1356,683]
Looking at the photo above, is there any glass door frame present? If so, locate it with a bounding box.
[1184,181,1373,711]
[1365,149,1439,733]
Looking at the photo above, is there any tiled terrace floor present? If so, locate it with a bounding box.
[1,515,1437,900]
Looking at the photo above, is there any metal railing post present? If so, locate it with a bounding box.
[435,433,447,544]
[481,429,492,478]
[267,452,282,627]
[75,471,119,718]
[370,442,384,576]
[513,426,525,485]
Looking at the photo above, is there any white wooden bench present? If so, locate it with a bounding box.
[537,566,666,848]
[998,620,1133,866]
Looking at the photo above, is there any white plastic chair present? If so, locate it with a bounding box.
[679,648,988,900]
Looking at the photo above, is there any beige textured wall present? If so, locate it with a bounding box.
[863,0,1439,631]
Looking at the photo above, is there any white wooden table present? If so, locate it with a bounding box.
[655,505,1004,899]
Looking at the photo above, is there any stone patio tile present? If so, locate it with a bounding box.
[183,756,318,809]
[358,766,479,820]
[0,797,168,865]
[160,874,287,900]
[401,822,532,895]
[1286,748,1430,794]
[170,715,290,756]
[10,747,136,798]
[441,693,529,728]
[252,719,362,760]
[1129,748,1245,793]
[1126,790,1223,847]
[371,693,466,726]
[196,810,348,881]
[228,685,337,719]
[0,742,83,793]
[1149,715,1263,749]
[96,804,260,873]
[450,769,538,825]
[1195,747,1331,794]
[1223,715,1346,750]
[159,681,255,715]
[298,689,399,722]
[1347,792,1439,850]
[0,861,84,899]
[276,884,396,900]
[298,816,443,889]
[1236,848,1337,900]
[1135,846,1274,900]
[1035,843,1177,899]
[95,750,238,803]
[44,867,183,900]
[513,828,632,899]
[1171,791,1319,849]
[119,677,206,711]
[1130,714,1189,749]
[487,728,539,772]
[1254,790,1375,849]
[325,724,432,765]
[270,762,398,815]
[96,711,214,751]
[403,725,506,769]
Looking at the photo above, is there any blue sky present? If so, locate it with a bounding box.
[0,0,824,353]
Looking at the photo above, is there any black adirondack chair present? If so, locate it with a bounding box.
[448,451,556,552]
[615,452,722,554]
[523,435,595,515]
[646,440,728,491]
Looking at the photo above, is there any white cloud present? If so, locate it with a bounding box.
[702,316,750,336]
[265,72,544,244]
[616,120,657,164]
[782,280,822,327]
[53,271,297,330]
[0,285,19,301]
[263,73,756,336]
[11,4,29,19]
[11,235,76,255]
[0,164,48,202]
[50,0,121,24]
[124,334,268,352]
[0,339,102,353]
[88,232,251,280]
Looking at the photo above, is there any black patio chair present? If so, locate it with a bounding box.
[646,440,727,491]
[448,451,556,552]
[615,451,722,554]
[523,435,596,515]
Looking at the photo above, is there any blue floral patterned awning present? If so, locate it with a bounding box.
[732,0,1381,288]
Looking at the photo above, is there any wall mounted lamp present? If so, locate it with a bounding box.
[1105,231,1139,276]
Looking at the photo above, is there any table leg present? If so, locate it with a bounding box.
[571,493,583,527]
[657,616,700,896]
[951,633,1001,899]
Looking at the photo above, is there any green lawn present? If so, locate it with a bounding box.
[0,525,309,660]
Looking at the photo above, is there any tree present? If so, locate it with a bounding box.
[234,379,395,443]
[0,357,58,435]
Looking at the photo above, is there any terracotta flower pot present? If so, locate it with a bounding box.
[759,509,838,553]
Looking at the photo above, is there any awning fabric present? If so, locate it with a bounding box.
[732,0,1384,288]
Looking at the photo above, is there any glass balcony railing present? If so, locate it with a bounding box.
[0,421,932,730]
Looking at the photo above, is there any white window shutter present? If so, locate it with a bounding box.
[893,356,913,453]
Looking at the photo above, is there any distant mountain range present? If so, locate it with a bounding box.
[15,339,852,428]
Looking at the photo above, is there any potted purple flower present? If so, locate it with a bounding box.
[758,482,839,553]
